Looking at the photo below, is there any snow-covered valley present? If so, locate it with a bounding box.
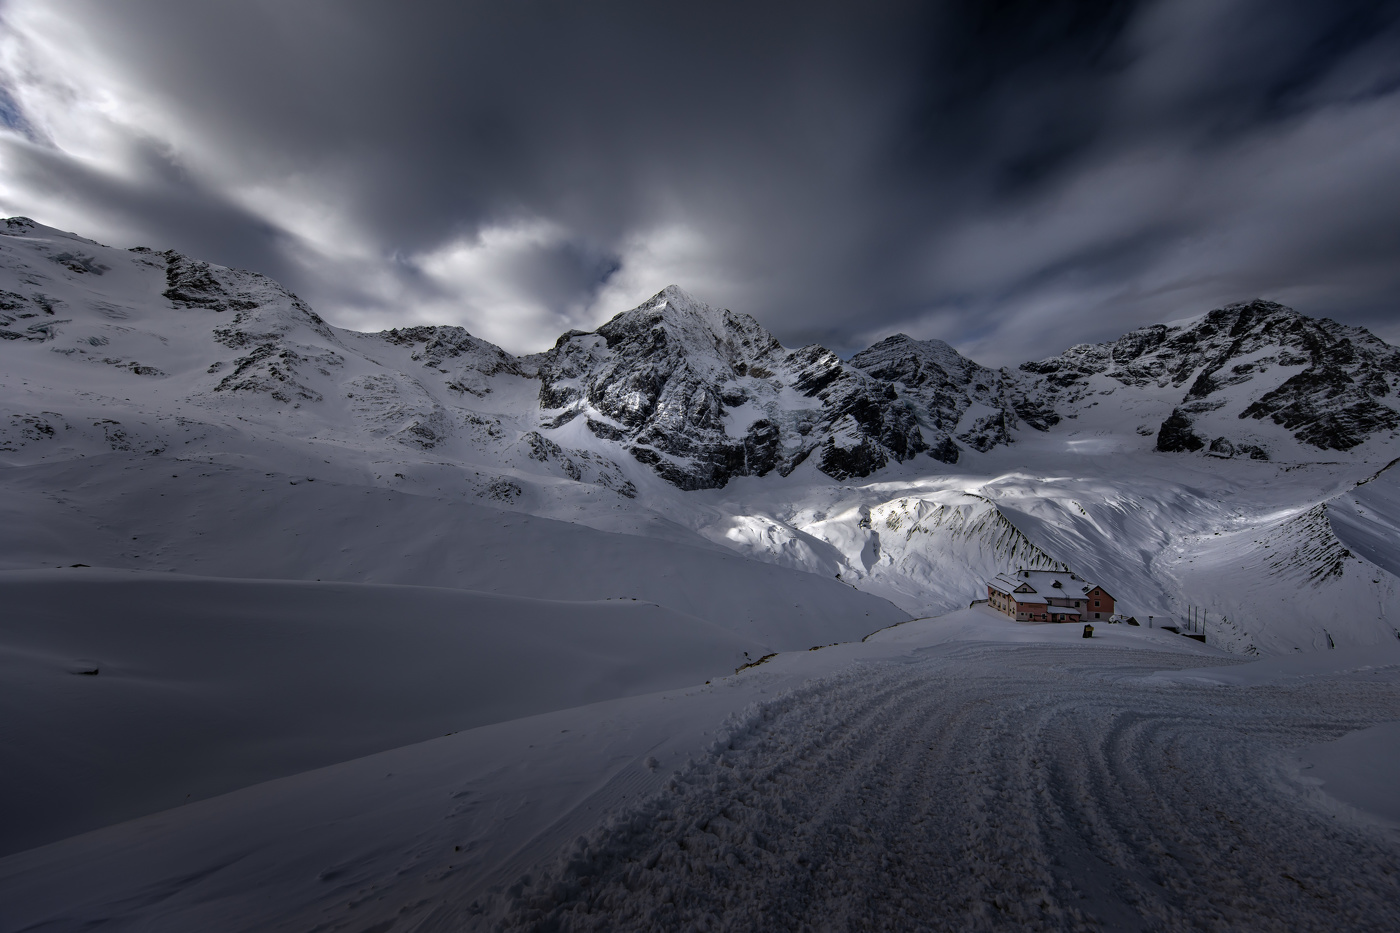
[2,218,1399,929]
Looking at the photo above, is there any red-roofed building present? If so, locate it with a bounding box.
[986,570,1116,623]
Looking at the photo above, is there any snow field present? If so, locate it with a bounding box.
[1330,460,1400,580]
[1,610,1397,931]
[0,453,907,648]
[492,643,1400,932]
[0,570,766,855]
[684,451,1400,653]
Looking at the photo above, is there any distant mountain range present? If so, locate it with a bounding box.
[5,215,1400,657]
[9,215,1394,492]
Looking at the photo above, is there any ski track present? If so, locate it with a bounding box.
[482,644,1400,932]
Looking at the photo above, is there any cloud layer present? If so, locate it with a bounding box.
[1,0,1397,364]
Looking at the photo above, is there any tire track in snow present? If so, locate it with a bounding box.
[487,644,1400,932]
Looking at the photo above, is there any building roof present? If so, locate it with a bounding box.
[988,570,1113,603]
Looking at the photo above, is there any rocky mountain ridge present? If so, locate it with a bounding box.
[527,290,1400,488]
[5,217,1400,654]
[3,217,1397,495]
[536,287,929,489]
[1016,300,1400,457]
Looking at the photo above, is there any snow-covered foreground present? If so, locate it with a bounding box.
[3,610,1397,932]
[0,569,768,856]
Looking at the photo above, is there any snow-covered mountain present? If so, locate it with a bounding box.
[849,334,1016,458]
[536,285,928,488]
[3,216,1399,659]
[1016,299,1400,457]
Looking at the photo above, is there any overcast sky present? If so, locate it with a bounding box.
[0,0,1397,365]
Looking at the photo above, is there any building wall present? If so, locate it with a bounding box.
[1085,587,1115,620]
[987,578,1117,623]
[1015,600,1048,622]
[987,584,1013,619]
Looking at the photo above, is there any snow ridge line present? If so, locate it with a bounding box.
[874,495,1069,573]
[1269,504,1351,585]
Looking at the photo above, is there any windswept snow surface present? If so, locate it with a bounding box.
[0,454,904,648]
[0,569,766,856]
[3,611,1397,932]
[1330,458,1400,580]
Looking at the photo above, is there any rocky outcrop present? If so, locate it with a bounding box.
[161,252,263,313]
[161,251,348,405]
[1023,300,1400,456]
[1155,409,1205,452]
[521,431,637,497]
[849,334,1018,456]
[535,287,937,489]
[378,325,526,397]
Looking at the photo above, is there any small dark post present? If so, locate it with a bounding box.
[1083,623,1094,638]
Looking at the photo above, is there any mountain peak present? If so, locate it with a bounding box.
[851,331,991,387]
[1,216,105,247]
[595,286,779,361]
[1015,297,1400,455]
[651,284,701,307]
[623,285,728,329]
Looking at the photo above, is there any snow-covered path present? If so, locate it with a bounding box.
[3,618,1398,932]
[491,643,1400,932]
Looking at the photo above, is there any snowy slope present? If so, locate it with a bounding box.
[2,613,1396,932]
[0,219,905,643]
[0,218,916,855]
[3,215,1398,659]
[0,454,903,647]
[1330,458,1400,579]
[0,569,766,856]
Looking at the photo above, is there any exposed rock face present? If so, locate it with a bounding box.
[520,431,637,498]
[162,253,262,313]
[849,335,1018,458]
[163,250,347,405]
[536,287,937,489]
[378,325,526,397]
[8,213,1396,493]
[1020,300,1400,456]
[1156,409,1205,453]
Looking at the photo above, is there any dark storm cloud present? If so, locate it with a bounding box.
[0,0,1397,363]
[0,129,300,282]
